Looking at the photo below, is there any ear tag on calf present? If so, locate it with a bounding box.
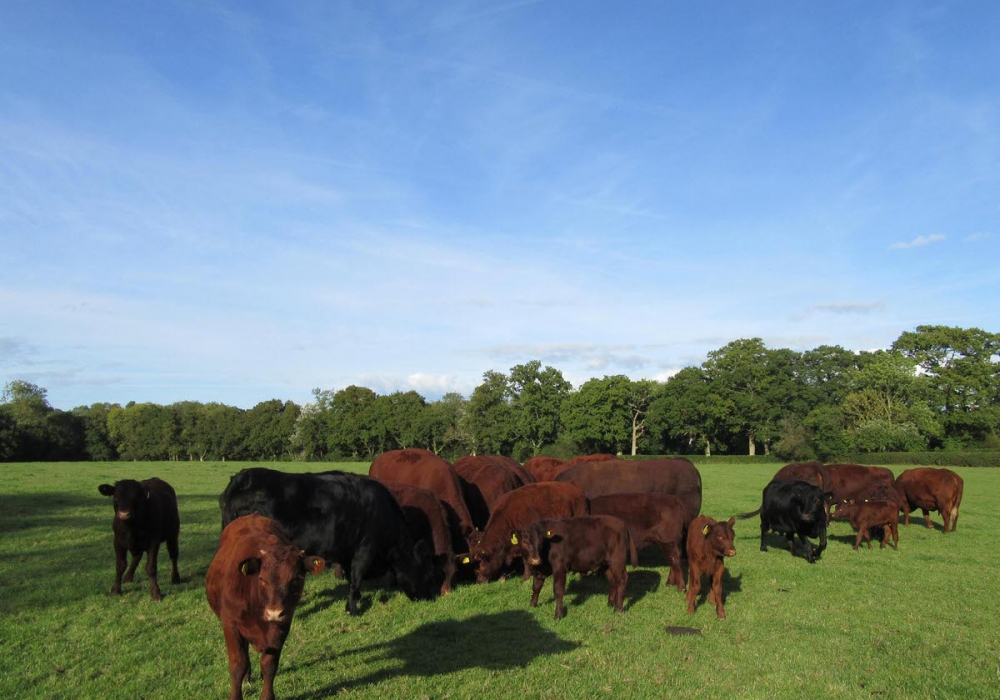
[239,561,252,576]
[510,534,518,545]
[312,559,324,574]
[702,525,711,535]
[546,530,553,538]
[462,557,470,564]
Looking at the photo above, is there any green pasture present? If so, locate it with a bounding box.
[1,462,996,699]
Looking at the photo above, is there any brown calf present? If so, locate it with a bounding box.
[206,514,325,700]
[839,499,899,550]
[517,515,637,619]
[686,515,737,620]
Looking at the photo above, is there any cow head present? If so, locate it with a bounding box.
[395,540,437,602]
[519,523,560,568]
[98,480,147,522]
[238,545,325,624]
[699,517,737,558]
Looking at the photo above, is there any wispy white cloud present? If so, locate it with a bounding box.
[806,302,887,315]
[890,234,946,250]
[964,232,993,242]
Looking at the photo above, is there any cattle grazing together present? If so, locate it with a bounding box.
[219,468,435,615]
[517,515,637,619]
[93,457,965,699]
[98,477,181,601]
[685,516,737,619]
[206,514,325,700]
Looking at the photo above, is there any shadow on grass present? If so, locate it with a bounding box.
[685,569,743,613]
[553,568,661,613]
[759,533,831,562]
[285,610,581,698]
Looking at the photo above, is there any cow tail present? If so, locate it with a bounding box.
[737,508,761,520]
[951,472,964,529]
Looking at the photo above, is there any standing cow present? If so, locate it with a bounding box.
[895,468,964,533]
[686,515,737,619]
[516,515,637,619]
[219,468,435,616]
[741,480,829,563]
[207,514,325,700]
[98,477,180,601]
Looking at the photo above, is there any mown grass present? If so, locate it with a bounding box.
[1,461,997,699]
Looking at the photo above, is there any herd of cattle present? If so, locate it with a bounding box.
[96,450,964,700]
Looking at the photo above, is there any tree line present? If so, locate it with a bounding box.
[2,325,998,463]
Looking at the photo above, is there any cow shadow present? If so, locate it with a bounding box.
[760,534,829,561]
[285,610,580,698]
[559,568,661,612]
[685,570,743,610]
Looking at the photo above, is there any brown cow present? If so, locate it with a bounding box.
[206,514,325,700]
[830,484,901,522]
[567,453,620,465]
[895,468,964,532]
[454,455,533,530]
[772,461,827,489]
[588,493,689,592]
[377,480,457,595]
[468,482,588,583]
[517,515,637,619]
[369,449,476,552]
[523,456,570,482]
[686,515,737,620]
[98,477,180,601]
[837,500,900,550]
[555,458,702,522]
[821,463,898,502]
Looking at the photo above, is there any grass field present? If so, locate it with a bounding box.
[1,461,997,699]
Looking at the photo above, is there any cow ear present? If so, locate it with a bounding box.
[238,558,261,576]
[302,555,325,575]
[98,484,115,497]
[727,516,735,527]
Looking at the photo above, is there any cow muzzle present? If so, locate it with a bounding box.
[726,548,737,557]
[117,510,132,521]
[263,606,285,622]
[528,557,541,566]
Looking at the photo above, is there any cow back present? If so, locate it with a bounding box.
[555,458,702,521]
[523,456,570,482]
[454,456,532,530]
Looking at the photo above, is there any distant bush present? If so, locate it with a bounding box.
[839,451,1000,467]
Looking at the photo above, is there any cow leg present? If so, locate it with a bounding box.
[922,509,932,529]
[891,522,899,550]
[346,549,374,616]
[666,542,685,592]
[123,550,142,583]
[686,565,702,615]
[111,544,128,595]
[145,544,163,601]
[759,521,768,552]
[223,626,249,700]
[785,533,795,555]
[711,563,726,620]
[853,529,863,550]
[938,500,950,532]
[530,574,545,608]
[552,568,568,619]
[879,526,888,549]
[166,534,180,585]
[259,648,282,700]
[903,508,911,526]
[608,566,627,613]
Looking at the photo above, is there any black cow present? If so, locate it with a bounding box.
[740,480,829,563]
[219,468,435,616]
[98,477,180,601]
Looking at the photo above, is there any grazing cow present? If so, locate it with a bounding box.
[377,480,457,595]
[469,482,588,583]
[555,458,703,522]
[821,463,898,504]
[369,449,476,552]
[454,456,533,530]
[219,468,435,616]
[741,480,829,563]
[772,461,827,489]
[685,515,737,619]
[588,493,689,592]
[830,484,901,521]
[895,468,964,532]
[516,515,637,619]
[836,500,900,550]
[97,477,180,601]
[523,456,570,482]
[206,514,325,700]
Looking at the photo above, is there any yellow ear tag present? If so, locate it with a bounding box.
[239,562,252,575]
[462,556,470,564]
[546,530,553,538]
[510,534,518,545]
[702,525,711,535]
[312,559,324,575]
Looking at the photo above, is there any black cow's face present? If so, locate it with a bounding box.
[98,480,145,521]
[239,546,324,624]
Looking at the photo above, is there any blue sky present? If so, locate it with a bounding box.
[2,1,998,410]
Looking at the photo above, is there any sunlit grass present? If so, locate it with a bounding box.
[0,461,996,699]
